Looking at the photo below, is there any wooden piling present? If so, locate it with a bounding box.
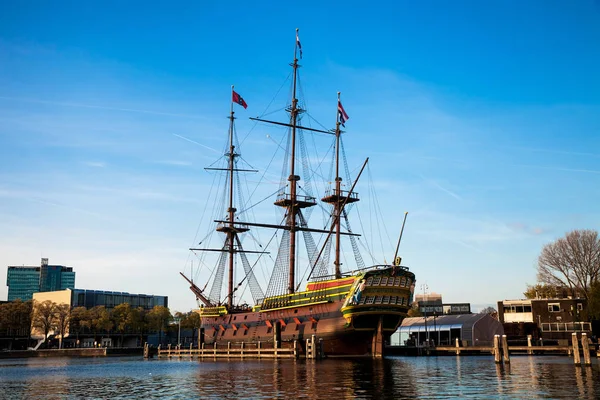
[582,332,591,366]
[501,335,510,364]
[227,342,231,356]
[572,333,581,365]
[527,335,533,355]
[456,337,461,355]
[494,335,501,364]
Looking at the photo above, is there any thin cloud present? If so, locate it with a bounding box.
[172,133,220,154]
[0,96,206,119]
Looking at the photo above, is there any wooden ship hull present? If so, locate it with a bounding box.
[196,265,415,356]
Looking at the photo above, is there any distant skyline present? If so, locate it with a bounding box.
[1,1,599,312]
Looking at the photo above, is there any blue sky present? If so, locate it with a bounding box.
[1,1,599,312]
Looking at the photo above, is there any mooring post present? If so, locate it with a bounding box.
[293,340,298,359]
[572,333,581,365]
[501,335,510,364]
[582,332,591,366]
[455,337,461,355]
[168,343,171,358]
[227,342,231,356]
[258,341,261,357]
[494,335,501,364]
[527,335,532,355]
[213,341,217,356]
[319,338,324,359]
[311,335,316,359]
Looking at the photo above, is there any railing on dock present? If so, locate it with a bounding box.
[156,340,300,359]
[416,333,598,366]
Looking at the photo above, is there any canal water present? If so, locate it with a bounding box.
[0,355,599,399]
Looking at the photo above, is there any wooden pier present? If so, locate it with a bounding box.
[152,336,324,360]
[397,333,597,366]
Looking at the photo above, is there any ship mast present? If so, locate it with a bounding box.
[321,92,359,278]
[226,85,237,308]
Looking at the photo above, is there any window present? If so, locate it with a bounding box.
[548,303,560,312]
[577,303,583,311]
[381,277,388,286]
[400,277,406,287]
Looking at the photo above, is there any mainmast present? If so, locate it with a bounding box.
[271,28,316,294]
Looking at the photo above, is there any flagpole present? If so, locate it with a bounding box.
[231,85,234,115]
[295,28,299,60]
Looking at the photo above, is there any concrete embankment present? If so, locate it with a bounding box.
[0,347,143,359]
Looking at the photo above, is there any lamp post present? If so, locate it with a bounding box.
[173,316,181,346]
[421,283,429,347]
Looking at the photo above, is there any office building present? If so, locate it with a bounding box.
[6,258,76,301]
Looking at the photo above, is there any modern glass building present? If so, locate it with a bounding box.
[70,289,168,311]
[6,258,76,301]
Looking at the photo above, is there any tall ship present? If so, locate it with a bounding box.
[180,30,416,356]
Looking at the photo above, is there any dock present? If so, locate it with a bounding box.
[389,333,597,365]
[152,335,324,360]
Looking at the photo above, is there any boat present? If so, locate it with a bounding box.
[180,29,416,356]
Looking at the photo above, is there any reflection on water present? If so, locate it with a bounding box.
[1,356,600,399]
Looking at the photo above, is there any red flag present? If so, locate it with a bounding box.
[232,91,248,109]
[338,101,349,126]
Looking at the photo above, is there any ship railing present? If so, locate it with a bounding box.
[275,193,317,204]
[322,189,359,200]
[216,222,250,231]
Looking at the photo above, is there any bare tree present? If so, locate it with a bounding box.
[32,300,57,347]
[537,229,600,300]
[55,304,71,349]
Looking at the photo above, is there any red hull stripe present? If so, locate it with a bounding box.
[306,277,355,291]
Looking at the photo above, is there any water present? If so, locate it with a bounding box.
[0,355,599,399]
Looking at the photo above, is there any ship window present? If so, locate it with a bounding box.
[405,279,411,286]
[388,278,394,286]
[360,297,367,305]
[221,330,226,336]
[399,297,405,305]
[382,296,390,304]
[373,277,381,286]
[233,316,237,320]
[233,330,237,336]
[394,277,401,286]
[366,296,375,305]
[294,309,298,313]
[381,277,388,286]
[244,315,248,320]
[244,329,248,335]
[374,296,383,304]
[400,277,406,287]
[548,303,560,312]
[524,305,532,312]
[577,303,583,311]
[366,277,374,286]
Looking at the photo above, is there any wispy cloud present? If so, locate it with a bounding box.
[0,96,206,120]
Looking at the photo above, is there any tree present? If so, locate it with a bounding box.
[407,305,422,317]
[89,306,113,346]
[523,284,562,299]
[70,307,90,346]
[480,307,497,316]
[146,306,171,345]
[181,312,201,347]
[130,307,147,346]
[112,303,132,347]
[537,229,600,300]
[32,300,57,347]
[55,304,71,349]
